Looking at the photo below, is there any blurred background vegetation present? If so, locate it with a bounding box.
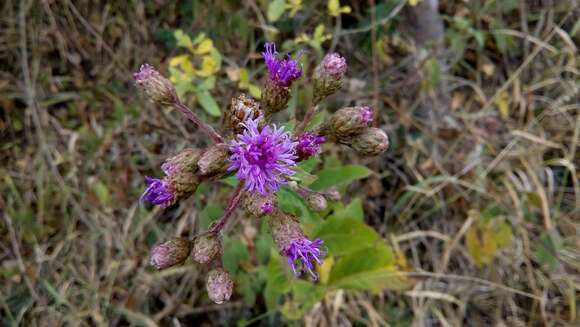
[1,0,579,326]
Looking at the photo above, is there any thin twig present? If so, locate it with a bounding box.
[173,101,224,143]
[209,183,245,234]
[295,104,318,135]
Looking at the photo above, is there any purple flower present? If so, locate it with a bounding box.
[141,176,174,207]
[228,116,297,195]
[296,132,325,160]
[285,238,325,280]
[359,106,374,125]
[260,202,274,214]
[262,43,302,88]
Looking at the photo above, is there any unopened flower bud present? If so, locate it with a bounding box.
[324,187,341,202]
[192,232,220,264]
[306,192,327,212]
[162,148,202,175]
[133,64,177,105]
[326,106,374,141]
[150,238,192,270]
[224,94,263,134]
[242,192,276,217]
[313,53,347,104]
[197,143,230,178]
[261,80,291,115]
[348,127,389,156]
[206,268,234,304]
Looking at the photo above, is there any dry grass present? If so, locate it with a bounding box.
[1,0,579,326]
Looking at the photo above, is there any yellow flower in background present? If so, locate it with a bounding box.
[168,30,223,116]
[327,0,351,17]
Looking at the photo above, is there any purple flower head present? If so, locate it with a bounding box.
[359,106,374,125]
[141,176,174,207]
[229,116,297,194]
[260,202,274,214]
[133,63,159,85]
[285,238,325,280]
[321,53,347,78]
[262,43,302,88]
[296,132,325,160]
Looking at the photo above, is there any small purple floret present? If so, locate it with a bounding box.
[285,238,325,280]
[262,43,302,88]
[321,53,347,77]
[141,176,174,207]
[360,106,373,125]
[260,202,274,214]
[133,63,155,84]
[296,132,325,159]
[228,117,297,195]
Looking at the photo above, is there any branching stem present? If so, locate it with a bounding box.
[173,100,224,143]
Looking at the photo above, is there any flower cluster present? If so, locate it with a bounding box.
[134,42,389,304]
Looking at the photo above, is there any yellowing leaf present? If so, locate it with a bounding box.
[285,0,303,17]
[196,56,219,77]
[317,256,334,284]
[408,0,421,6]
[194,39,214,55]
[495,91,510,120]
[169,55,189,67]
[328,0,351,17]
[465,218,513,267]
[238,68,250,87]
[248,84,262,99]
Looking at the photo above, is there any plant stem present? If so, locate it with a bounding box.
[210,183,244,234]
[295,104,318,135]
[173,100,224,143]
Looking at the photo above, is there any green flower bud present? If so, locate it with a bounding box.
[348,127,389,156]
[326,106,374,141]
[306,192,327,212]
[261,80,291,115]
[313,53,347,104]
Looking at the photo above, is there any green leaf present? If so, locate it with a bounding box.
[277,188,322,230]
[310,165,372,191]
[298,156,320,173]
[291,165,318,186]
[333,198,363,221]
[92,180,110,205]
[200,205,223,230]
[174,29,193,49]
[281,280,326,320]
[534,231,563,272]
[256,220,274,263]
[267,0,286,22]
[195,90,221,117]
[328,245,410,293]
[222,236,249,274]
[264,251,291,310]
[315,217,381,256]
